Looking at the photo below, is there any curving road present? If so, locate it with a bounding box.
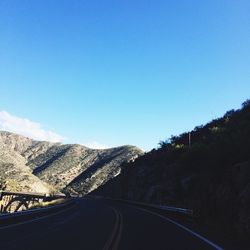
[0,198,222,250]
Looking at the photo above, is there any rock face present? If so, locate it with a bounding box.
[64,145,141,195]
[0,132,53,193]
[0,131,143,194]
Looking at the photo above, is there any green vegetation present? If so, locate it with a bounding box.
[95,100,250,239]
[157,100,250,174]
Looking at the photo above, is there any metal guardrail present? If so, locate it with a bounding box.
[0,191,66,198]
[151,204,193,216]
[89,195,194,216]
[122,200,194,216]
[0,191,66,214]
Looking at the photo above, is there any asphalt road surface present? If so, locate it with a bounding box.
[0,198,222,250]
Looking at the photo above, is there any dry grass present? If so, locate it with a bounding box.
[29,198,66,210]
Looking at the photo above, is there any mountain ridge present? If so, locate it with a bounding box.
[92,100,250,240]
[0,131,143,194]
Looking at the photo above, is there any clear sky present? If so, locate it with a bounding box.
[0,0,249,151]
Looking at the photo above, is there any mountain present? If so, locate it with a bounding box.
[0,132,54,193]
[93,100,250,239]
[0,131,143,194]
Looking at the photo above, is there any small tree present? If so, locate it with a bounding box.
[224,109,235,118]
[0,177,6,191]
[242,99,250,108]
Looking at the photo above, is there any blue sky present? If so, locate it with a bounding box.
[0,0,249,151]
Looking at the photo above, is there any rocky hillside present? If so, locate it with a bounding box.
[0,131,143,194]
[0,132,54,193]
[93,100,250,239]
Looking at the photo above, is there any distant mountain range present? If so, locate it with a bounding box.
[0,131,143,194]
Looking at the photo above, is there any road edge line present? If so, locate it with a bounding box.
[128,205,224,250]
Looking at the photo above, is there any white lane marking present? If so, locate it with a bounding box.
[129,205,224,250]
[0,203,77,230]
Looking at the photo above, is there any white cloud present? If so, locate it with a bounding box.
[83,141,108,149]
[0,110,64,142]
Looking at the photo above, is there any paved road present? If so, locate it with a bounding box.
[0,198,222,250]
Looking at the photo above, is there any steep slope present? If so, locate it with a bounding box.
[64,145,141,194]
[0,132,54,193]
[93,100,250,239]
[26,142,142,194]
[0,131,143,194]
